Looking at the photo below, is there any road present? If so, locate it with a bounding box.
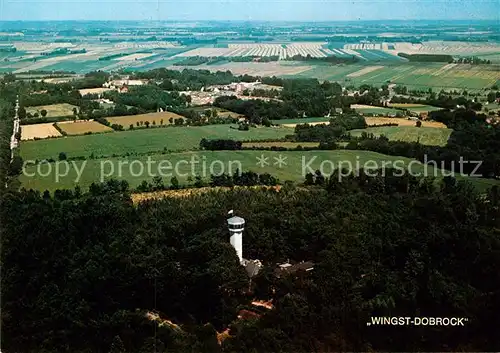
[10,96,20,162]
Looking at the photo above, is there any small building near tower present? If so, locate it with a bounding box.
[274,261,314,278]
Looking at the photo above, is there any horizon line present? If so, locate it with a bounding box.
[0,19,499,22]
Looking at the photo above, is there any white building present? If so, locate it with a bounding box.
[227,215,245,264]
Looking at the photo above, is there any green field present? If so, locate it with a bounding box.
[271,117,331,125]
[287,63,500,91]
[20,149,498,192]
[349,126,453,146]
[388,104,444,113]
[20,124,294,161]
[38,60,112,73]
[242,142,320,148]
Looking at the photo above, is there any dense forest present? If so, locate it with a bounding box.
[2,173,500,352]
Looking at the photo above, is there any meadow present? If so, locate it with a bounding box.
[26,103,77,117]
[20,124,294,161]
[19,149,498,193]
[106,111,185,129]
[349,126,453,146]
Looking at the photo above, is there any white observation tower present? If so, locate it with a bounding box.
[227,214,245,264]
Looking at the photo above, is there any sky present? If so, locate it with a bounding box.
[0,0,498,21]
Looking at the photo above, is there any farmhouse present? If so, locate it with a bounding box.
[30,90,48,95]
[79,87,114,97]
[108,79,148,87]
[207,81,281,94]
[179,91,217,105]
[93,98,113,104]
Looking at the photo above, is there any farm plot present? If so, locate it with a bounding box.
[349,126,452,146]
[18,150,436,192]
[12,51,103,74]
[20,149,497,193]
[351,105,401,115]
[365,117,447,128]
[281,43,328,59]
[113,53,155,61]
[21,123,62,140]
[286,64,364,81]
[281,122,331,128]
[26,103,77,117]
[20,124,294,161]
[346,65,384,78]
[38,60,112,74]
[242,142,320,148]
[173,48,235,57]
[354,50,404,62]
[351,63,500,91]
[345,43,385,50]
[271,117,331,125]
[125,58,184,71]
[388,41,500,56]
[106,112,185,129]
[388,104,444,113]
[56,120,114,135]
[187,62,313,77]
[79,87,115,96]
[291,63,500,91]
[173,43,332,60]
